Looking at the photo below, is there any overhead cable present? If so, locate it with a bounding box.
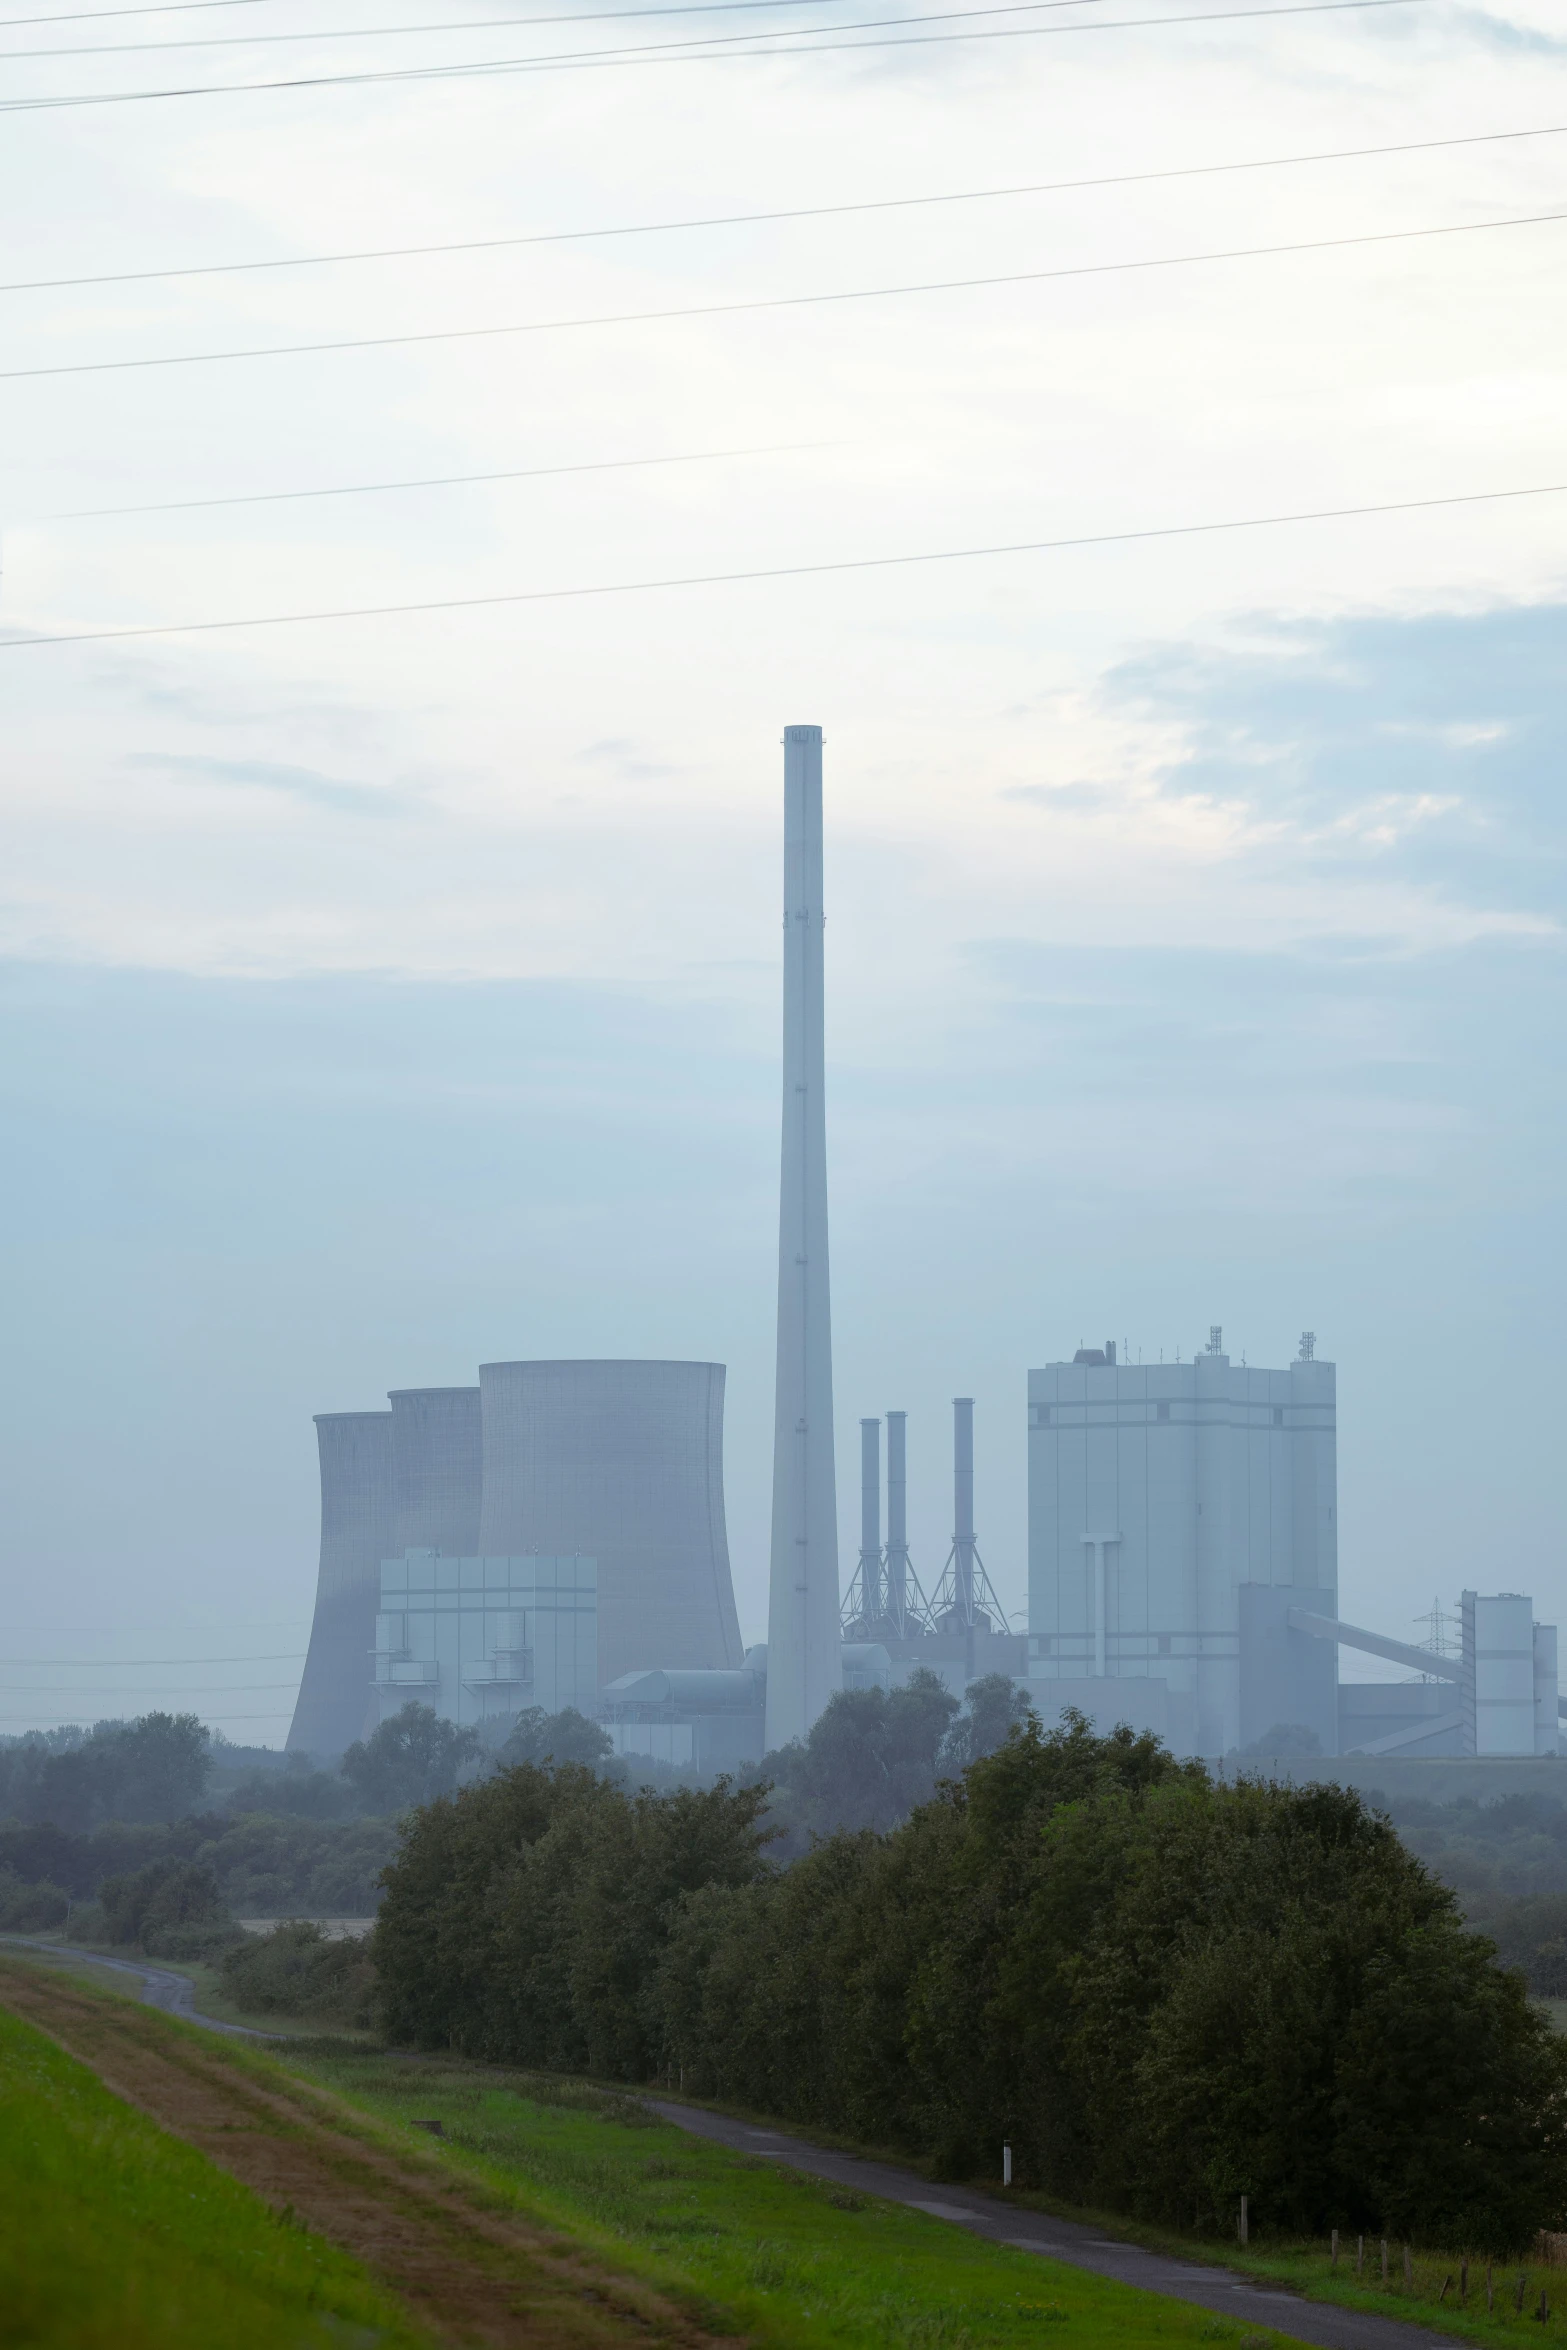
[37,439,834,520]
[1,0,1013,58]
[9,119,1565,296]
[7,203,1562,383]
[0,1681,301,1692]
[3,1651,305,1664]
[3,478,1562,651]
[0,0,1441,114]
[0,0,264,23]
[0,1709,294,1721]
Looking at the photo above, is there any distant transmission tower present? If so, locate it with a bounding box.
[1412,1596,1460,1678]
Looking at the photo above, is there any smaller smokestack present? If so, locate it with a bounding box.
[953,1396,976,1618]
[859,1418,882,1601]
[886,1409,909,1620]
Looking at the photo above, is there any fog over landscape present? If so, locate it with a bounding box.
[1,0,1565,1738]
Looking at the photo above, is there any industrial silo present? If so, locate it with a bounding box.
[477,1360,743,1690]
[286,1410,395,1757]
[388,1386,481,1555]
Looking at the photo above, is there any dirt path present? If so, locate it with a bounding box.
[0,1958,738,2350]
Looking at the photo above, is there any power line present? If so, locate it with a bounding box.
[0,0,1441,114]
[1,0,1018,58]
[9,119,1564,297]
[8,203,1561,384]
[35,439,835,520]
[0,0,265,23]
[0,1654,303,1673]
[4,478,1561,651]
[0,1709,294,1721]
[0,1682,303,1701]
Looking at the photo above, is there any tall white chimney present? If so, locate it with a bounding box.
[764,724,841,1749]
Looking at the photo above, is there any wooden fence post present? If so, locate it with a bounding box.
[1331,2229,1339,2269]
[1357,2237,1365,2278]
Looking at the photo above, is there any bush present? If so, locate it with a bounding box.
[98,1860,240,1959]
[219,1922,376,2028]
[0,1871,70,1931]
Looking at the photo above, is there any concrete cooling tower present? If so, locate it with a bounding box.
[287,1410,395,1757]
[389,1386,482,1554]
[477,1359,743,1689]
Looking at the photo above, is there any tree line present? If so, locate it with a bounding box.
[375,1710,1567,2253]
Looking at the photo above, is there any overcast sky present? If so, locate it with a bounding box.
[2,0,1565,1738]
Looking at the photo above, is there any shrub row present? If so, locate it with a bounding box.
[376,1715,1567,2252]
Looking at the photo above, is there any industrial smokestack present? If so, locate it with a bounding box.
[930,1395,1009,1635]
[859,1418,882,1617]
[765,723,841,1749]
[885,1408,908,1623]
[953,1396,976,1620]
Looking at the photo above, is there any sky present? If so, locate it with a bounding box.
[1,0,1564,1739]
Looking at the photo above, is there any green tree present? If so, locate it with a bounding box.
[938,1674,1036,1773]
[497,1707,613,1771]
[761,1668,959,1849]
[340,1704,481,1815]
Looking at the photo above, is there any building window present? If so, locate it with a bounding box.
[1157,1633,1171,1656]
[1030,1403,1051,1428]
[1273,1406,1284,1426]
[1156,1402,1170,1422]
[1035,1635,1053,1656]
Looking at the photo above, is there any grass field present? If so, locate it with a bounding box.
[287,2044,1295,2350]
[0,1994,431,2350]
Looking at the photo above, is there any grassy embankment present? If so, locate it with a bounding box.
[0,1994,431,2350]
[289,2042,1289,2350]
[303,2041,1567,2350]
[0,1953,1303,2350]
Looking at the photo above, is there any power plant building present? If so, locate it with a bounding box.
[374,1550,597,1728]
[288,1410,396,1756]
[1026,1335,1337,1757]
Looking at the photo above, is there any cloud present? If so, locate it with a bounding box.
[1086,602,1567,923]
[123,753,405,816]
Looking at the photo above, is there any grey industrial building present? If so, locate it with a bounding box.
[1025,1333,1559,1758]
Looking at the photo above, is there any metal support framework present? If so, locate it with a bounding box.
[928,1397,1011,1634]
[841,1408,936,1638]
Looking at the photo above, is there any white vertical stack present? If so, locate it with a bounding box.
[765,724,842,1750]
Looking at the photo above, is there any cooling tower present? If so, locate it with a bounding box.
[287,1410,395,1757]
[388,1386,482,1555]
[477,1359,742,1689]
